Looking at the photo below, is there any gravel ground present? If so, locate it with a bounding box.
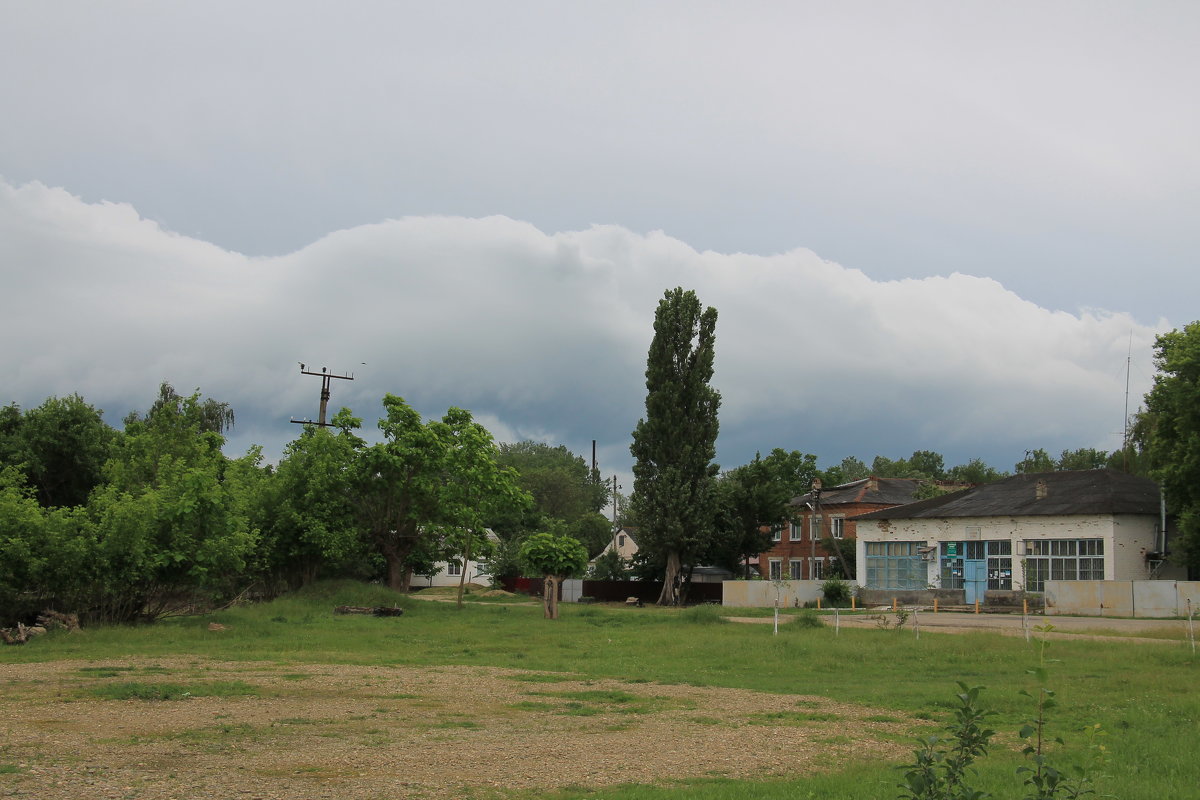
[0,659,920,799]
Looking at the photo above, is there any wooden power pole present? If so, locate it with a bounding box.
[291,364,354,427]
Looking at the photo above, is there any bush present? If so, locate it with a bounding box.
[790,608,825,629]
[821,578,854,607]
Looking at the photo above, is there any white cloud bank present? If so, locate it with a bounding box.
[1,179,1162,476]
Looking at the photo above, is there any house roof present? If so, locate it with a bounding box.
[789,477,926,509]
[854,469,1160,520]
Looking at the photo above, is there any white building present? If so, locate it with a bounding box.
[414,529,501,588]
[853,470,1185,602]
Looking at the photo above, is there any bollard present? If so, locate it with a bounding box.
[892,597,897,611]
[933,598,938,613]
[974,599,980,614]
[817,597,822,610]
[851,595,856,610]
[1023,597,1028,616]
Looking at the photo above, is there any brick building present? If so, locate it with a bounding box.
[757,477,929,580]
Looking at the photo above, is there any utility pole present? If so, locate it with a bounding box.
[291,364,354,427]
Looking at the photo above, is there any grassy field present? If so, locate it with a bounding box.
[2,580,1196,799]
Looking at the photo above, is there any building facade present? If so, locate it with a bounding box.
[854,470,1184,602]
[757,477,930,581]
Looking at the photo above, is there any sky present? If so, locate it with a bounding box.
[2,2,1196,488]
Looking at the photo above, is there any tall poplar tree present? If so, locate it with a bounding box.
[630,287,720,605]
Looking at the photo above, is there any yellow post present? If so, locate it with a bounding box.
[934,598,938,613]
[892,597,897,612]
[974,599,980,614]
[851,595,856,610]
[1023,597,1028,615]
[817,597,822,610]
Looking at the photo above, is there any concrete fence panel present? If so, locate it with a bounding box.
[721,580,826,608]
[1046,580,1200,618]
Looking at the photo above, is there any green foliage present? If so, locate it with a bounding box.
[711,449,819,576]
[1015,449,1057,475]
[898,683,996,800]
[3,394,117,508]
[494,441,608,535]
[820,578,854,605]
[1136,321,1200,574]
[946,459,1007,485]
[519,527,589,580]
[589,548,629,580]
[630,287,721,604]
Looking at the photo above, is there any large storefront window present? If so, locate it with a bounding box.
[865,542,926,589]
[1023,539,1104,592]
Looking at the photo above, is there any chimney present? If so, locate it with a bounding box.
[866,476,878,492]
[1035,479,1048,500]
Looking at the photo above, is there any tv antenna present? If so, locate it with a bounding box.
[291,363,354,427]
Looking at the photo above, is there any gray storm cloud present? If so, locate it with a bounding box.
[1,178,1161,475]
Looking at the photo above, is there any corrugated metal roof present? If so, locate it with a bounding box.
[854,469,1160,520]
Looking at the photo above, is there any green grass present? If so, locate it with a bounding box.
[4,578,1198,799]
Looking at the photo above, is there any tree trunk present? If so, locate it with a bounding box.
[455,534,473,610]
[658,550,682,606]
[544,575,560,619]
[385,551,411,592]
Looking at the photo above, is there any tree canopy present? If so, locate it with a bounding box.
[1135,322,1200,575]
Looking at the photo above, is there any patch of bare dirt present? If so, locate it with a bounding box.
[0,659,920,799]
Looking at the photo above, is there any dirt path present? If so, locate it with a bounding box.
[0,659,922,799]
[726,610,1193,644]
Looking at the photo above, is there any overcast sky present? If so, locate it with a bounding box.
[2,2,1195,485]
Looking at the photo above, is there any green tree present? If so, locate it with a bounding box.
[630,288,721,606]
[589,548,629,580]
[438,407,531,608]
[1056,447,1110,471]
[85,388,257,621]
[711,451,809,577]
[350,395,451,592]
[495,442,607,522]
[519,525,588,619]
[947,458,1007,484]
[837,455,871,483]
[260,416,368,590]
[1135,322,1200,575]
[6,395,117,508]
[908,450,947,480]
[1015,448,1057,474]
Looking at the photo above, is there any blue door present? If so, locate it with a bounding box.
[964,560,987,604]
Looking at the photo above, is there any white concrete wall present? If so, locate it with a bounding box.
[1045,580,1200,618]
[721,580,828,608]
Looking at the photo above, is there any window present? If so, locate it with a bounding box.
[986,540,1012,590]
[771,526,782,542]
[865,541,926,589]
[618,534,625,547]
[446,562,462,577]
[830,517,845,539]
[810,558,825,580]
[809,515,823,540]
[789,522,802,541]
[768,559,782,581]
[1023,539,1104,591]
[789,559,804,580]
